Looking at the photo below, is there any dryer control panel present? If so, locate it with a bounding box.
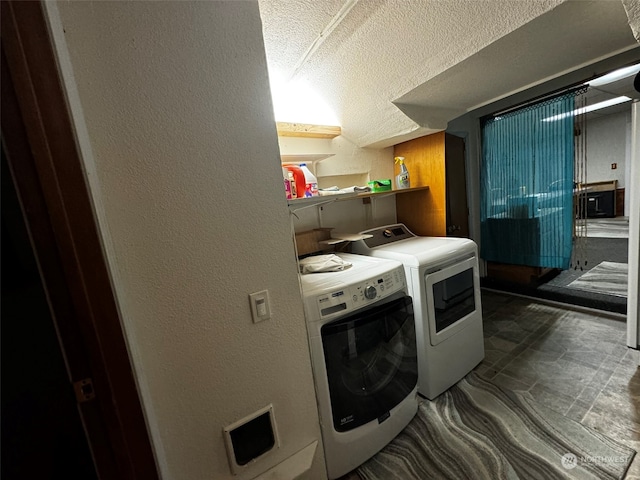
[358,223,415,248]
[315,266,405,319]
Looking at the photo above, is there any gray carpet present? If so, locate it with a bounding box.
[483,236,630,314]
[566,261,628,298]
[356,373,635,480]
[585,217,629,239]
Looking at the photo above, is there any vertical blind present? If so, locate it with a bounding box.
[480,89,585,269]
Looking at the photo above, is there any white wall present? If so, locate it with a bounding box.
[587,109,631,189]
[46,2,325,479]
[290,194,398,235]
[278,135,395,190]
[279,136,398,233]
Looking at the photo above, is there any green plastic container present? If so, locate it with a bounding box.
[368,179,392,192]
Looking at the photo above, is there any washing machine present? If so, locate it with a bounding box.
[299,253,418,479]
[352,224,484,400]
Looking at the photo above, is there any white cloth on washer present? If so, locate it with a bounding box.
[299,254,353,274]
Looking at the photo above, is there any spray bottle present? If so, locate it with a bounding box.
[394,156,410,189]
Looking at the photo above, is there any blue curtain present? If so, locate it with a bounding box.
[480,93,576,269]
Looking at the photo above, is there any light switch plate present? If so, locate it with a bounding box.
[249,290,271,323]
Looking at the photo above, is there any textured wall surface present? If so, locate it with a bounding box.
[48,2,325,479]
[623,0,640,41]
[260,0,638,148]
[261,0,567,146]
[278,135,395,186]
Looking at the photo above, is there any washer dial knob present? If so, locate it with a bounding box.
[364,285,377,299]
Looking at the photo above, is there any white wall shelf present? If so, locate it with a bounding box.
[281,154,336,182]
[287,186,429,212]
[281,153,334,167]
[287,192,357,212]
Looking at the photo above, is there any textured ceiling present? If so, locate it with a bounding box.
[259,0,640,148]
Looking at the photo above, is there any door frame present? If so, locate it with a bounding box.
[1,2,158,478]
[445,133,470,237]
[627,101,640,359]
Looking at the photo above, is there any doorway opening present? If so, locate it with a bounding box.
[1,146,98,479]
[481,63,639,315]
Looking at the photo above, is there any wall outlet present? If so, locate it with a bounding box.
[612,163,617,169]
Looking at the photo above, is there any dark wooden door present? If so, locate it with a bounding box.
[445,133,470,238]
[1,150,98,479]
[1,2,158,478]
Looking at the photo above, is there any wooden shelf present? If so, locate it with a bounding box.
[356,185,430,200]
[293,228,372,257]
[277,123,341,139]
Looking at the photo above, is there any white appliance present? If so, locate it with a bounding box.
[352,224,484,400]
[299,253,419,479]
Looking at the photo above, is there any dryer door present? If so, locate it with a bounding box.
[320,293,417,432]
[424,255,481,346]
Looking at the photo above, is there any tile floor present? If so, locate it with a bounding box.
[339,289,639,479]
[477,289,640,478]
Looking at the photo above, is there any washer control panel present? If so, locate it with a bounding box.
[316,266,405,318]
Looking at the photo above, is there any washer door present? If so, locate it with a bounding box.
[424,256,480,346]
[321,293,417,432]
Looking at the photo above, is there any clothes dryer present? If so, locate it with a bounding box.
[352,224,484,399]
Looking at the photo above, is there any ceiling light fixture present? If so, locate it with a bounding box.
[268,69,340,126]
[586,64,640,87]
[542,95,632,122]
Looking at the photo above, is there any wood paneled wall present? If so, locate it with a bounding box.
[394,132,446,236]
[616,188,625,216]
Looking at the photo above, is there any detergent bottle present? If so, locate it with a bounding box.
[285,164,306,198]
[283,167,292,199]
[299,163,319,197]
[395,156,410,189]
